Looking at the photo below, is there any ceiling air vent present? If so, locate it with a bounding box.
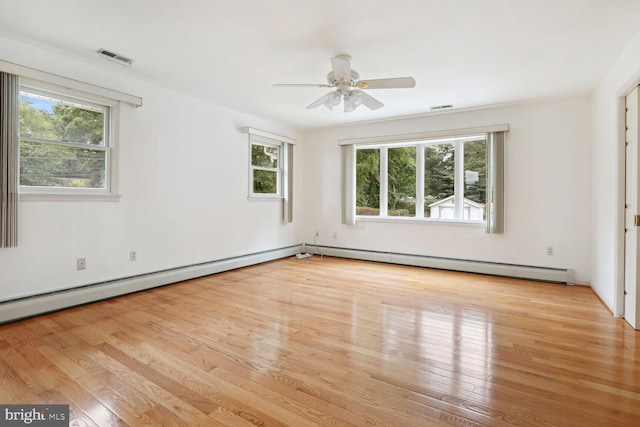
[97,49,133,67]
[430,104,453,112]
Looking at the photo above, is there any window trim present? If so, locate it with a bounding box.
[18,79,121,201]
[248,134,283,199]
[341,125,507,232]
[355,136,486,223]
[0,59,142,107]
[242,127,296,223]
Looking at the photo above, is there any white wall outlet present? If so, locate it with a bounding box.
[546,246,554,256]
[77,257,86,270]
[315,230,319,237]
[130,250,137,261]
[333,232,337,239]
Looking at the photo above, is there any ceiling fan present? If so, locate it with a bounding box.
[274,54,416,112]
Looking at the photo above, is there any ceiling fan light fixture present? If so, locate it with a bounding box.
[343,90,362,113]
[282,55,415,113]
[323,91,342,110]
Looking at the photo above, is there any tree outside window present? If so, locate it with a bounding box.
[19,90,108,189]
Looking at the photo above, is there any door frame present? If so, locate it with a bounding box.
[617,77,640,322]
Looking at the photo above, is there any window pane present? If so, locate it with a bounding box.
[356,149,380,215]
[424,144,455,218]
[20,92,105,146]
[251,143,279,168]
[20,141,105,188]
[388,146,416,217]
[464,138,487,220]
[253,169,278,194]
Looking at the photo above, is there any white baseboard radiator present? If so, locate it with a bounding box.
[0,245,301,324]
[305,244,576,285]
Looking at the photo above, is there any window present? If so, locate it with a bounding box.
[355,135,487,221]
[249,136,282,197]
[342,125,506,231]
[242,126,295,222]
[19,82,116,196]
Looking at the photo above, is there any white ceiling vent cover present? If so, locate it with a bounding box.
[97,49,133,67]
[430,104,453,112]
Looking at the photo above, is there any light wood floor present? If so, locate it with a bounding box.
[1,256,639,426]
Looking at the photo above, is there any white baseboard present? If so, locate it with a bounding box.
[0,245,301,324]
[0,243,577,324]
[306,245,576,285]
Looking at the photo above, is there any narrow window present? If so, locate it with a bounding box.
[388,146,416,217]
[250,137,282,197]
[355,148,380,216]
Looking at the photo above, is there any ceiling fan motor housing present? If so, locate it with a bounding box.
[327,69,360,87]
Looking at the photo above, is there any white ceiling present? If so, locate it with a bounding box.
[1,0,640,131]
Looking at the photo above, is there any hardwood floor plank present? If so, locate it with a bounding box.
[1,256,639,426]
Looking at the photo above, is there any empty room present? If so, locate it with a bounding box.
[1,0,640,425]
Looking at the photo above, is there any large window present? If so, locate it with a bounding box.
[19,83,115,195]
[344,126,505,230]
[353,134,491,222]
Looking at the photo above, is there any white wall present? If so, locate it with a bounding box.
[0,36,301,301]
[300,96,592,283]
[591,29,640,314]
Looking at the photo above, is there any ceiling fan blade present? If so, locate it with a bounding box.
[274,83,333,88]
[357,77,416,89]
[306,93,331,109]
[357,90,384,110]
[273,83,333,88]
[331,55,351,83]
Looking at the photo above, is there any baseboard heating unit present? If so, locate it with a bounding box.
[1,243,576,324]
[0,245,301,324]
[304,245,576,285]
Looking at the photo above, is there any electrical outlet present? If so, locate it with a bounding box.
[333,232,337,239]
[130,250,137,261]
[546,246,554,256]
[315,230,319,237]
[77,257,86,270]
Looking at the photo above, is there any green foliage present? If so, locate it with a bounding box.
[19,96,106,188]
[252,169,277,194]
[251,144,278,168]
[425,144,455,199]
[52,105,103,145]
[388,146,416,213]
[356,149,380,211]
[356,206,380,216]
[355,139,487,217]
[463,139,486,204]
[251,143,279,194]
[20,141,105,187]
[19,99,55,139]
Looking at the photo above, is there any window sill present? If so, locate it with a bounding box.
[248,195,283,202]
[19,191,122,202]
[356,216,485,226]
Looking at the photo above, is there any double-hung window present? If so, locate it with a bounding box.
[243,126,295,222]
[342,126,506,231]
[19,81,116,197]
[249,136,282,197]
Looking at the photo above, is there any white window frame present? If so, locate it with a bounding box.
[356,135,486,223]
[18,79,120,201]
[341,125,507,231]
[248,134,283,199]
